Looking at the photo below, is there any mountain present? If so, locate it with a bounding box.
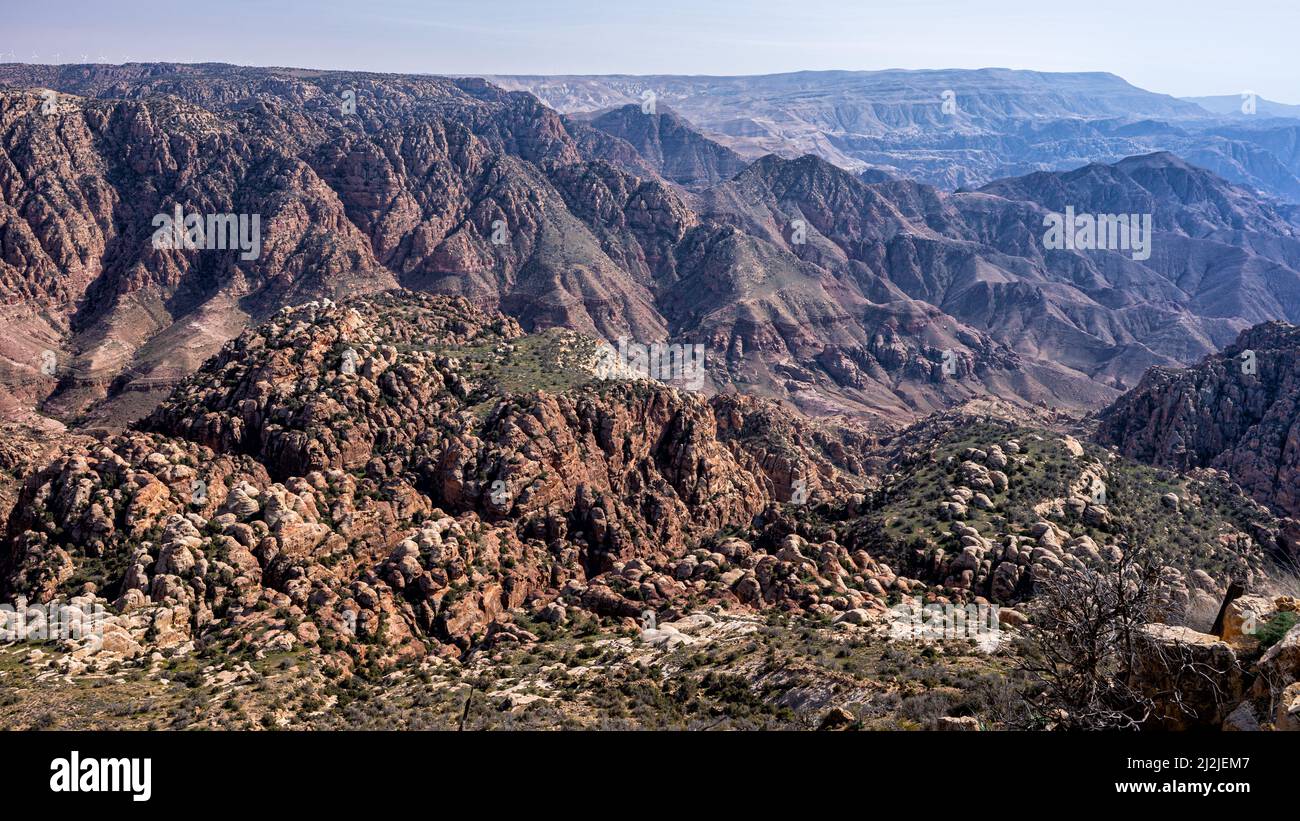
[487,69,1300,203]
[5,290,1293,730]
[5,63,1300,434]
[0,64,680,426]
[487,68,1209,138]
[1095,320,1300,523]
[700,149,1300,405]
[977,151,1300,235]
[0,63,1089,428]
[578,103,748,190]
[0,292,875,657]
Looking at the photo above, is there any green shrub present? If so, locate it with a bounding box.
[1256,611,1299,650]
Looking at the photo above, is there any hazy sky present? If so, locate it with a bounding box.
[3,0,1298,102]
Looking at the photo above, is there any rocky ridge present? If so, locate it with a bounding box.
[1096,321,1300,525]
[1,292,887,671]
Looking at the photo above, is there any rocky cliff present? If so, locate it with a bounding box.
[1096,321,1300,522]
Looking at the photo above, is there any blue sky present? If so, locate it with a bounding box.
[3,0,1298,102]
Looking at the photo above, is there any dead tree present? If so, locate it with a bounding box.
[1016,535,1163,729]
[1017,530,1244,729]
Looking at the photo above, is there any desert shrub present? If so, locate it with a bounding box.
[1256,611,1299,651]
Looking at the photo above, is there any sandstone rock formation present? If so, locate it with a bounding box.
[0,292,882,663]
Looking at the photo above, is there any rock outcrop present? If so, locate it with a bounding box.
[1096,322,1300,530]
[1,292,879,662]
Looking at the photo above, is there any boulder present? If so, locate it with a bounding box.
[538,602,567,625]
[1276,682,1300,731]
[664,613,715,635]
[997,608,1028,628]
[818,707,855,730]
[834,608,872,626]
[1218,594,1276,650]
[1134,623,1245,730]
[1256,623,1300,695]
[1222,700,1261,731]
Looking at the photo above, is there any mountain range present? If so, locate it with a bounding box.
[4,63,1300,433]
[489,69,1300,202]
[1,61,1300,731]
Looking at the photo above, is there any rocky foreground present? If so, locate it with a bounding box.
[1,291,1298,729]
